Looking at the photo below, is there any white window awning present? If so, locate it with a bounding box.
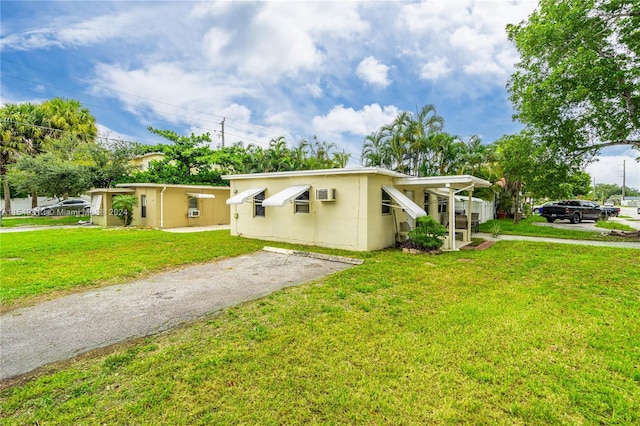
[382,185,427,219]
[262,185,310,207]
[226,187,266,205]
[186,192,216,199]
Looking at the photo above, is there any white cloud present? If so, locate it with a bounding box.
[96,124,136,145]
[312,103,399,138]
[356,56,391,87]
[306,83,323,98]
[230,2,368,78]
[399,0,538,83]
[91,62,254,132]
[1,11,142,51]
[463,60,507,76]
[586,150,640,189]
[202,28,231,59]
[420,57,451,80]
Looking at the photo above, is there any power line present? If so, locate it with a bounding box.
[1,60,277,135]
[2,60,363,158]
[2,74,276,147]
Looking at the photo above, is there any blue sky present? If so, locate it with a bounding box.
[1,0,638,189]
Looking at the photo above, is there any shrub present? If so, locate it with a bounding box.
[112,195,139,226]
[406,216,447,251]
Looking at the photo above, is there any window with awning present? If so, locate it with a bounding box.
[262,185,311,207]
[226,187,266,205]
[381,185,427,219]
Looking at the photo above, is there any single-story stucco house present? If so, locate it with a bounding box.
[223,167,491,251]
[89,183,230,229]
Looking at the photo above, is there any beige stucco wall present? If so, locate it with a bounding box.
[90,190,134,226]
[91,185,230,229]
[130,153,165,171]
[229,173,403,251]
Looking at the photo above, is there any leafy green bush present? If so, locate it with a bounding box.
[406,216,447,251]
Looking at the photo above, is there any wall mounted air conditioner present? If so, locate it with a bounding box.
[188,208,200,218]
[315,188,336,201]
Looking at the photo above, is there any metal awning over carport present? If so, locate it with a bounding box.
[392,175,491,251]
[381,185,427,219]
[262,185,310,207]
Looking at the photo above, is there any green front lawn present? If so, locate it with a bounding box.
[0,229,266,309]
[0,215,91,228]
[1,229,639,424]
[480,215,639,241]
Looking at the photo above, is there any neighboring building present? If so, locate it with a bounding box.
[224,167,491,251]
[130,152,166,172]
[89,183,230,229]
[621,196,640,207]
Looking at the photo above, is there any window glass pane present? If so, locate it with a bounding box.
[188,197,198,209]
[294,190,310,214]
[141,195,147,218]
[254,191,265,217]
[381,189,391,215]
[438,198,448,213]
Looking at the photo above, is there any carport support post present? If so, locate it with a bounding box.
[468,191,473,236]
[448,185,456,251]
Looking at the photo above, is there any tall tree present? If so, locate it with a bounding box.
[0,103,43,213]
[507,0,640,158]
[361,129,387,168]
[10,153,92,200]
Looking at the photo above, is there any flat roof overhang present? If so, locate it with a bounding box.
[223,167,406,180]
[393,175,491,189]
[89,188,136,194]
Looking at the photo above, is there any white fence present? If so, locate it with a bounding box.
[454,196,495,223]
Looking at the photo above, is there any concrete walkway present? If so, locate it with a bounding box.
[0,250,355,382]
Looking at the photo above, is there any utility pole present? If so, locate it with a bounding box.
[220,117,225,148]
[622,160,626,201]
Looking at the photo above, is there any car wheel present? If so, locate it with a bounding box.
[600,212,609,221]
[571,212,581,224]
[546,217,555,223]
[533,208,540,214]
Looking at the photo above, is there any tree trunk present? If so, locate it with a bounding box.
[2,173,11,215]
[31,190,38,208]
[513,192,520,225]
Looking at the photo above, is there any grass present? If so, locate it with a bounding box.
[0,215,91,228]
[479,215,639,241]
[1,238,639,424]
[0,228,267,310]
[595,220,637,231]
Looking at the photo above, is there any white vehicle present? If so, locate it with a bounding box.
[32,199,90,216]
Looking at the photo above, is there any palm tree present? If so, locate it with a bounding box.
[112,194,139,226]
[410,104,444,175]
[361,129,387,167]
[0,103,43,214]
[40,98,97,161]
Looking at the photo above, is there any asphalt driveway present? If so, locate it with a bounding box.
[0,249,357,382]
